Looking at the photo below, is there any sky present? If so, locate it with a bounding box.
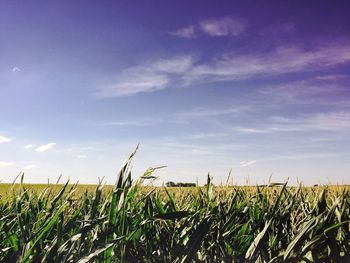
[1,0,350,185]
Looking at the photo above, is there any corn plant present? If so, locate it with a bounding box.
[0,152,349,262]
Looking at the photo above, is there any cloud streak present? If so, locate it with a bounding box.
[12,67,21,73]
[96,72,168,98]
[0,161,14,168]
[176,106,252,119]
[236,111,350,134]
[259,79,344,104]
[36,143,56,152]
[170,16,246,38]
[0,136,12,144]
[188,133,229,139]
[191,44,350,81]
[97,42,350,98]
[315,74,347,80]
[275,112,350,132]
[95,56,192,98]
[199,17,246,37]
[96,56,193,98]
[24,144,34,149]
[169,25,196,38]
[22,164,36,170]
[240,160,256,167]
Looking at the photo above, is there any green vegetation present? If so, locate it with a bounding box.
[0,183,113,198]
[0,153,349,262]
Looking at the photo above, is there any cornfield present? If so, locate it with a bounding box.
[0,153,349,262]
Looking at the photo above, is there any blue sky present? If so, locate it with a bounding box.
[1,1,350,185]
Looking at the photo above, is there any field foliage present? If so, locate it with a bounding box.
[0,153,349,262]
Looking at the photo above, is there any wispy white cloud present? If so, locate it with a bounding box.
[170,16,246,38]
[12,67,21,73]
[96,72,168,98]
[77,155,88,159]
[240,160,256,167]
[93,106,248,128]
[96,56,193,98]
[22,164,36,170]
[95,118,162,127]
[177,106,252,119]
[236,127,269,134]
[199,16,246,37]
[188,133,228,139]
[169,25,196,38]
[24,144,34,149]
[97,43,350,98]
[191,149,214,155]
[276,111,350,132]
[153,56,193,74]
[315,74,347,80]
[236,111,350,134]
[191,44,350,81]
[36,143,56,152]
[260,79,343,104]
[0,136,12,144]
[0,161,14,168]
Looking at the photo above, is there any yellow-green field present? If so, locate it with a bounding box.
[0,183,113,197]
[1,161,349,263]
[1,182,348,198]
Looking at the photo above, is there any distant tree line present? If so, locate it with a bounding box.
[165,181,196,187]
